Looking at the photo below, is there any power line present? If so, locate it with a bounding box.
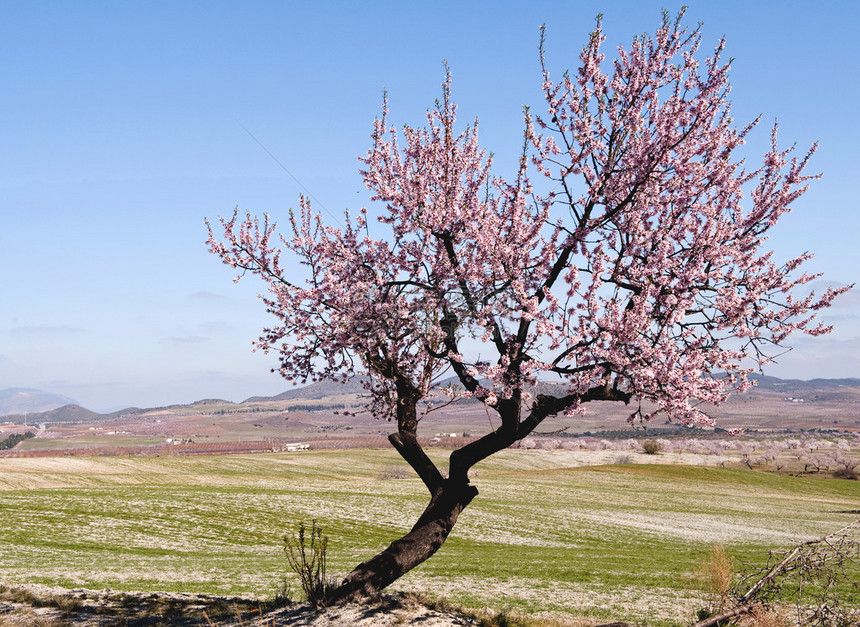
[236,120,345,228]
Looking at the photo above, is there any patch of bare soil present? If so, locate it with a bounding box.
[0,585,484,626]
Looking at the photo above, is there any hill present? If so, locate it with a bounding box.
[0,388,79,416]
[2,404,145,425]
[244,377,368,402]
[5,375,860,433]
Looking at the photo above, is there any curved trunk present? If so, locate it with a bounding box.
[326,478,478,605]
[324,381,624,605]
[324,363,478,604]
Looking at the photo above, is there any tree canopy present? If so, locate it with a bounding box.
[207,9,848,602]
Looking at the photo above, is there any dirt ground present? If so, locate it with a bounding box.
[0,587,458,626]
[0,585,496,626]
[0,584,635,626]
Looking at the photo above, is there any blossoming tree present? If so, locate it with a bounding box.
[207,11,848,602]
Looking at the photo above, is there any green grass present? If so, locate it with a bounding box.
[0,449,857,625]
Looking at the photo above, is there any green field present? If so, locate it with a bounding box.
[0,449,858,624]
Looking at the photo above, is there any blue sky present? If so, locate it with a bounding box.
[2,0,858,412]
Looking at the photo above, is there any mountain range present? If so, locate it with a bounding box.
[0,388,79,417]
[4,374,860,425]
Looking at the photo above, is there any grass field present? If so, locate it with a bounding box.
[0,448,858,625]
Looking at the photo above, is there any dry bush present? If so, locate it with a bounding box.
[0,586,37,606]
[695,543,734,619]
[718,519,860,627]
[737,605,789,627]
[377,466,413,480]
[642,439,662,455]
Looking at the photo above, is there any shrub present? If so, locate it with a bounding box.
[695,543,733,619]
[284,520,338,607]
[833,468,858,480]
[377,466,413,480]
[641,439,661,455]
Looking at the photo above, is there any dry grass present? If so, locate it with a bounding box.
[694,543,734,617]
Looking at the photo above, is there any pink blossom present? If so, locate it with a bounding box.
[207,10,849,435]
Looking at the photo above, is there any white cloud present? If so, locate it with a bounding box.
[765,336,860,380]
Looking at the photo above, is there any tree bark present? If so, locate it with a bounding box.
[326,478,478,604]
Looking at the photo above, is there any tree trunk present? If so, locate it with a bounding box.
[323,382,628,605]
[326,478,478,605]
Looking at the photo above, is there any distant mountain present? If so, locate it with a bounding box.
[244,377,369,403]
[743,374,860,404]
[5,375,859,426]
[749,374,860,389]
[2,403,146,424]
[0,388,79,416]
[244,374,860,405]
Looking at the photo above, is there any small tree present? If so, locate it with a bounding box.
[207,10,848,603]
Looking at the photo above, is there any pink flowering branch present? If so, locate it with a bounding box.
[207,9,851,602]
